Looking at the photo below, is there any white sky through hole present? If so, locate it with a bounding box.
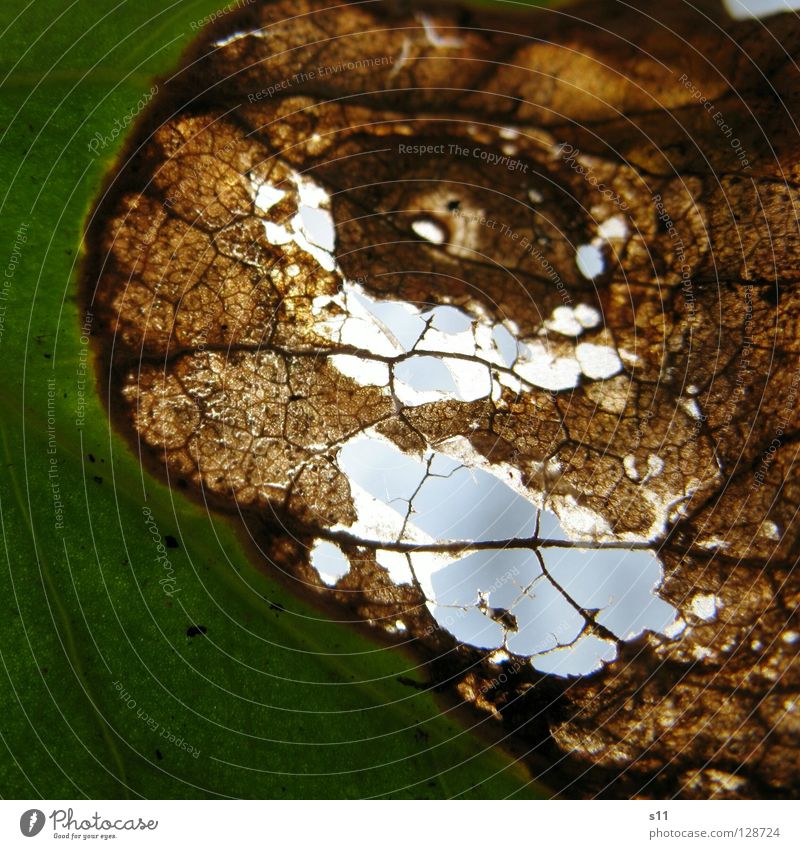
[311,540,350,586]
[254,169,686,677]
[337,433,677,676]
[725,0,800,17]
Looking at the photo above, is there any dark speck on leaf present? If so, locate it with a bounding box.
[397,675,427,690]
[186,625,207,638]
[88,453,95,462]
[269,601,287,613]
[164,535,179,548]
[93,476,103,484]
[156,749,163,760]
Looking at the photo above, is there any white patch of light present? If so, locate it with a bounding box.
[418,14,464,47]
[376,550,414,585]
[351,291,425,351]
[552,496,613,539]
[444,358,493,402]
[682,397,704,420]
[254,184,286,211]
[213,29,269,47]
[533,636,617,676]
[311,540,350,586]
[700,536,730,552]
[289,213,336,272]
[574,303,601,329]
[411,219,446,244]
[338,434,538,544]
[645,454,664,480]
[491,324,519,366]
[388,37,413,79]
[576,243,605,279]
[544,304,602,337]
[691,593,719,621]
[344,478,430,544]
[545,306,583,337]
[664,617,687,638]
[416,324,475,356]
[263,221,293,246]
[329,354,390,387]
[623,454,640,481]
[394,355,491,407]
[488,649,510,663]
[258,170,338,272]
[295,173,329,207]
[575,343,622,380]
[299,205,336,252]
[597,215,628,241]
[392,355,457,394]
[315,281,540,400]
[430,305,472,333]
[315,286,405,357]
[513,342,581,391]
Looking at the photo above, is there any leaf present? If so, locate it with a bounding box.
[85,0,799,799]
[0,0,544,799]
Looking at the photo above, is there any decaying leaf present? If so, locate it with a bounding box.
[83,0,799,798]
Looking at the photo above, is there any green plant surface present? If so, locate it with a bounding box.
[0,0,551,799]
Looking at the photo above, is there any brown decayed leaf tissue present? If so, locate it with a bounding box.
[84,0,799,798]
